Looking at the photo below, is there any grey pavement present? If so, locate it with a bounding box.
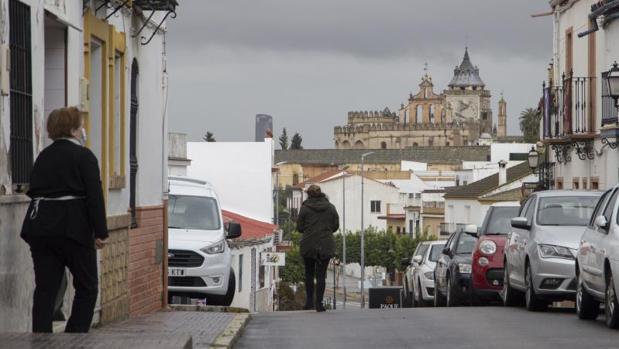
[0,310,237,349]
[236,307,619,349]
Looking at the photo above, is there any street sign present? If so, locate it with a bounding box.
[260,252,286,266]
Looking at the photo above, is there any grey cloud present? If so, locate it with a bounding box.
[168,0,552,60]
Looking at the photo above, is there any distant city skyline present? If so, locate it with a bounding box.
[167,0,552,148]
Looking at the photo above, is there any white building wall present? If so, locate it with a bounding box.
[230,241,274,312]
[187,141,275,223]
[319,175,400,233]
[490,143,535,162]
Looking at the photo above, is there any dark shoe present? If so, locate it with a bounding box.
[316,304,326,312]
[303,304,314,310]
[53,309,66,322]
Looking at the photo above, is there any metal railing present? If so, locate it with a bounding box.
[543,74,595,140]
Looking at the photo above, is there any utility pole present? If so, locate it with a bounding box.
[360,152,374,309]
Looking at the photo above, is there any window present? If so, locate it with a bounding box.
[591,178,600,190]
[292,173,299,185]
[238,254,243,292]
[589,189,611,227]
[168,195,221,230]
[537,196,599,227]
[455,233,477,255]
[259,265,265,289]
[370,200,381,213]
[603,190,619,224]
[9,0,33,187]
[381,142,387,149]
[396,227,401,234]
[573,178,580,190]
[556,178,564,190]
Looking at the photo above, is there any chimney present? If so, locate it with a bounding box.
[498,160,508,186]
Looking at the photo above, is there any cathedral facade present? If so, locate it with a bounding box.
[334,48,508,149]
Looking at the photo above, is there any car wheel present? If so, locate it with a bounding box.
[403,278,413,308]
[433,277,446,307]
[415,278,425,307]
[501,260,523,307]
[605,273,619,329]
[576,273,599,320]
[446,276,457,307]
[525,263,546,312]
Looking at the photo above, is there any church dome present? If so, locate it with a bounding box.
[448,48,485,89]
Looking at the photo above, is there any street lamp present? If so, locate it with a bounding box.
[528,147,539,173]
[338,165,349,309]
[606,61,619,108]
[274,161,288,225]
[360,151,374,309]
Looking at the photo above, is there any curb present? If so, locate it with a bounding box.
[209,313,251,349]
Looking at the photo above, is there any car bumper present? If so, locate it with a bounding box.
[533,257,576,297]
[421,278,435,301]
[472,267,504,292]
[167,250,230,296]
[452,273,472,300]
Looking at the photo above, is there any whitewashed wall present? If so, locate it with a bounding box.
[187,141,274,223]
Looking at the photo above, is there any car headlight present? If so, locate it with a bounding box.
[458,263,472,274]
[479,240,497,255]
[538,244,574,260]
[424,271,434,280]
[200,240,225,254]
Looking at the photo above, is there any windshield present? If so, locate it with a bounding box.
[429,244,445,262]
[483,207,520,235]
[537,196,599,227]
[456,233,477,255]
[168,195,221,230]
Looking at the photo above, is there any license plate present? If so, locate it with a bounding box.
[168,268,185,277]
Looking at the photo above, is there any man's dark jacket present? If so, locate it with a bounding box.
[296,194,340,259]
[21,139,108,246]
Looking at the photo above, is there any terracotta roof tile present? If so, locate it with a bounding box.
[222,210,277,241]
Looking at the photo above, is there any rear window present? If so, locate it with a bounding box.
[482,207,520,235]
[537,196,599,227]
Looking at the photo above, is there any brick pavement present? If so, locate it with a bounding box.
[0,310,238,349]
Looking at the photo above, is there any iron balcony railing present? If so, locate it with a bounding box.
[602,71,619,127]
[543,74,596,140]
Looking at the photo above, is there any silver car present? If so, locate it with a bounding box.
[503,190,600,311]
[403,240,447,307]
[576,186,619,328]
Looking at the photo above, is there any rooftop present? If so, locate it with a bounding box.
[222,210,277,241]
[448,48,485,89]
[444,161,532,199]
[275,146,490,165]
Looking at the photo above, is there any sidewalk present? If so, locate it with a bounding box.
[0,306,251,349]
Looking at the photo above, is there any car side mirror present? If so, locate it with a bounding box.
[442,247,451,256]
[401,257,411,268]
[595,215,610,231]
[226,222,242,239]
[464,224,479,237]
[413,255,423,264]
[511,217,531,230]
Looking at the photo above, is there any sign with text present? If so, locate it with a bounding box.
[368,287,403,309]
[260,252,286,266]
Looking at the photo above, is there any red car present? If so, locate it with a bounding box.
[469,204,520,303]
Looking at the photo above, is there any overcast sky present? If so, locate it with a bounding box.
[166,0,553,148]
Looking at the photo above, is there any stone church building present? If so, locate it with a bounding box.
[334,48,508,149]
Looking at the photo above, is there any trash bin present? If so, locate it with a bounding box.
[368,286,403,309]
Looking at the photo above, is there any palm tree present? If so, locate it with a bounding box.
[203,131,216,142]
[519,108,540,143]
[291,133,303,150]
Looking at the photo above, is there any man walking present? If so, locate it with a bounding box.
[296,185,340,312]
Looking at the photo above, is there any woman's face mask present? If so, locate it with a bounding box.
[79,127,87,145]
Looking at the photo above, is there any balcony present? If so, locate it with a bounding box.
[602,71,619,127]
[543,75,596,142]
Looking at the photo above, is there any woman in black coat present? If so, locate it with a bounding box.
[296,185,340,312]
[20,107,108,333]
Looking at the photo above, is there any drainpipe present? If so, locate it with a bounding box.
[498,160,508,186]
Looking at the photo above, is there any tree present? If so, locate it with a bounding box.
[203,131,216,142]
[290,132,303,150]
[279,128,289,150]
[519,108,541,143]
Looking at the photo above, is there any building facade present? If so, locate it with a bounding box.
[0,0,175,331]
[334,48,503,149]
[540,0,619,191]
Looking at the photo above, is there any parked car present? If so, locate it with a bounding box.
[469,204,520,304]
[167,176,242,306]
[434,228,478,307]
[576,186,619,328]
[403,240,447,307]
[503,190,600,311]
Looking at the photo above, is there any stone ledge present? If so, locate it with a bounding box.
[0,332,192,349]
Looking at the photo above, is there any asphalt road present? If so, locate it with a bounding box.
[235,307,619,349]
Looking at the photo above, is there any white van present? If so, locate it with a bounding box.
[167,176,242,306]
